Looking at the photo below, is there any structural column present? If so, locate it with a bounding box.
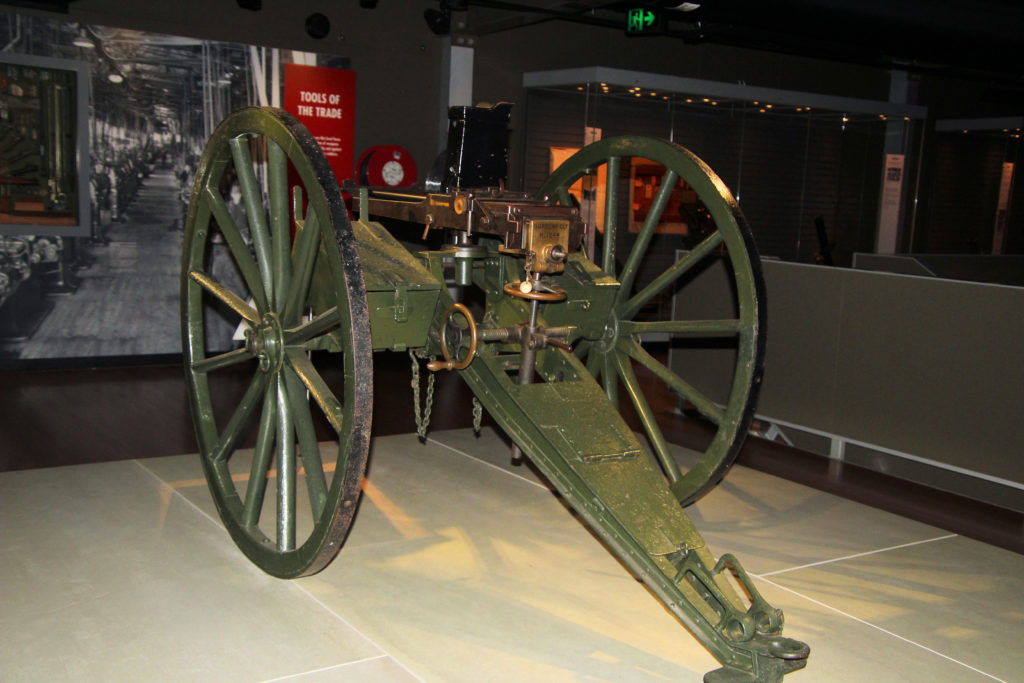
[438,35,475,148]
[875,70,914,254]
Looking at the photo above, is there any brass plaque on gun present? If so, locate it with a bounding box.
[525,219,570,273]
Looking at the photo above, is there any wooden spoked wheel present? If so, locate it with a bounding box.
[537,137,766,506]
[181,107,372,578]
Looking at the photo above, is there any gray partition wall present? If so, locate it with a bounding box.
[853,253,1024,287]
[669,256,1024,511]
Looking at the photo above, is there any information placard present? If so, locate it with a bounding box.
[283,63,355,183]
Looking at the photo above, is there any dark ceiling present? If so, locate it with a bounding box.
[6,0,1024,111]
[7,0,1024,83]
[457,0,1024,85]
[10,0,1024,85]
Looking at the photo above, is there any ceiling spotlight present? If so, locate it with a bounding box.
[424,0,466,35]
[305,13,330,39]
[424,7,451,35]
[108,73,124,84]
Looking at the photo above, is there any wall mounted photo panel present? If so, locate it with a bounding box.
[0,52,89,237]
[0,13,348,365]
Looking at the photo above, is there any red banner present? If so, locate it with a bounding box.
[283,63,356,184]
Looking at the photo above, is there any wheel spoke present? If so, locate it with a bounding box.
[268,139,291,312]
[230,136,274,305]
[556,186,573,206]
[241,383,277,527]
[601,155,621,276]
[614,352,682,486]
[619,319,743,336]
[282,208,321,325]
[202,186,267,313]
[572,339,592,360]
[291,184,304,222]
[191,347,252,374]
[285,347,346,434]
[188,268,258,323]
[586,346,602,379]
[617,229,724,322]
[211,371,271,463]
[602,350,618,408]
[283,306,341,346]
[617,169,678,302]
[274,375,297,552]
[620,338,724,424]
[283,367,328,518]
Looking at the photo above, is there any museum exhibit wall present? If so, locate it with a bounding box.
[20,1,900,191]
[922,130,1024,255]
[520,88,886,267]
[0,5,448,362]
[16,2,1017,255]
[1,2,1017,367]
[15,2,1019,247]
[669,255,1024,512]
[466,12,892,184]
[10,2,446,174]
[854,253,1024,287]
[0,15,302,360]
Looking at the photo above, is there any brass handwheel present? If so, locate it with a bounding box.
[503,281,568,302]
[427,303,479,371]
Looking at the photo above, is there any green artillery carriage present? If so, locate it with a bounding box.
[181,105,810,681]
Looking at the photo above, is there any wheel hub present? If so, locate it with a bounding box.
[246,312,284,372]
[597,309,620,353]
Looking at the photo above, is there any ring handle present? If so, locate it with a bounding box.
[503,281,567,302]
[426,303,478,371]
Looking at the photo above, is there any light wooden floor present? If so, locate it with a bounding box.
[1,428,1021,682]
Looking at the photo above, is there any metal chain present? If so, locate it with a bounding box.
[472,396,483,434]
[409,348,435,439]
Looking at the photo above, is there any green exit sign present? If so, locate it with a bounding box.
[626,8,661,34]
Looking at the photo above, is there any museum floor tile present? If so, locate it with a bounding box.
[1,428,1020,682]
